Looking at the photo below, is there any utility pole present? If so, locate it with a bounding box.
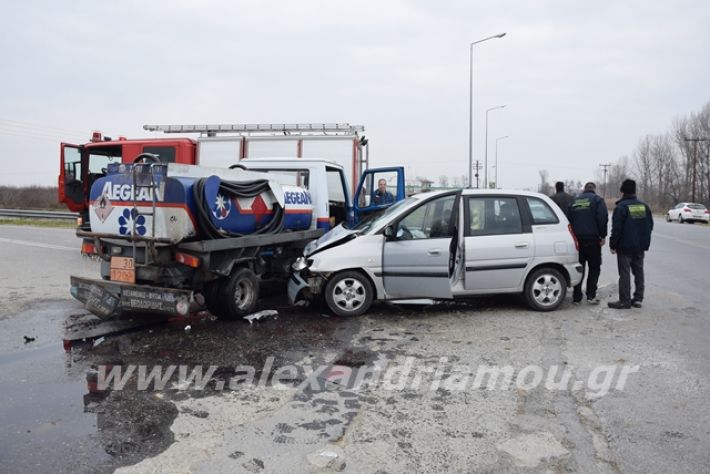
[599,163,612,199]
[473,161,482,189]
[685,138,709,202]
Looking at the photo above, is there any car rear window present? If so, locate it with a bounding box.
[688,204,706,210]
[526,197,559,225]
[468,197,523,236]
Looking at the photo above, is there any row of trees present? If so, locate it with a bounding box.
[0,186,63,210]
[538,101,710,210]
[623,101,710,210]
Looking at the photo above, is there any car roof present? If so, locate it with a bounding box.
[411,188,553,199]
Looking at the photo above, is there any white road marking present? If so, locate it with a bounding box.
[0,237,77,252]
[653,232,710,251]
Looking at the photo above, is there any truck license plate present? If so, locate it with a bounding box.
[110,257,135,283]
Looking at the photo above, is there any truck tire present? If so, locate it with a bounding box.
[324,271,374,317]
[523,267,567,312]
[220,267,259,319]
[203,280,226,317]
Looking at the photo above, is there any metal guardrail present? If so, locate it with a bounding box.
[0,208,79,221]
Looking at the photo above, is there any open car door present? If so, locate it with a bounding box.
[59,143,84,213]
[382,191,459,299]
[353,166,405,224]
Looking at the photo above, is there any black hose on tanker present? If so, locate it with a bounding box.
[192,178,285,239]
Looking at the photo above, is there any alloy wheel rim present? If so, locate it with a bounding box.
[532,274,562,306]
[332,278,366,312]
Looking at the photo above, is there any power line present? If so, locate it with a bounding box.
[0,127,85,142]
[0,118,88,137]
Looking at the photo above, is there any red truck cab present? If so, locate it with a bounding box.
[59,133,196,220]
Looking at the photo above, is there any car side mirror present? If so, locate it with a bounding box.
[384,225,394,240]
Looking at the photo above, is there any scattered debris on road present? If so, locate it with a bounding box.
[244,309,278,325]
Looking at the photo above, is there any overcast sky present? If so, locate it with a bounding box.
[1,0,709,189]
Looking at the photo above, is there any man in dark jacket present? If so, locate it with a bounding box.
[608,179,654,309]
[550,181,574,215]
[568,182,609,304]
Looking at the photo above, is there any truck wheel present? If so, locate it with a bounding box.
[220,267,259,319]
[203,280,226,317]
[324,271,373,317]
[524,267,567,312]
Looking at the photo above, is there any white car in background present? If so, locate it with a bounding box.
[289,189,583,316]
[666,202,709,223]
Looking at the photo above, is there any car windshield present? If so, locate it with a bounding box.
[351,197,417,234]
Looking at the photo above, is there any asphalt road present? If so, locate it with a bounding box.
[0,219,709,473]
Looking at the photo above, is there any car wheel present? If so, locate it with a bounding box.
[524,267,567,312]
[666,214,671,222]
[679,215,684,223]
[219,267,259,319]
[324,271,374,317]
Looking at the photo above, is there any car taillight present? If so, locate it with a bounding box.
[705,210,709,215]
[81,241,96,255]
[568,224,579,251]
[175,252,200,268]
[683,208,691,212]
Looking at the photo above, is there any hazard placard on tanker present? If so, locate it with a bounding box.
[110,257,135,283]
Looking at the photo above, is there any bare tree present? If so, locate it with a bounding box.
[538,170,551,195]
[633,135,653,200]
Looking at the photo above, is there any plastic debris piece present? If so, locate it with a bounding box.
[184,325,192,332]
[93,337,105,347]
[243,310,278,325]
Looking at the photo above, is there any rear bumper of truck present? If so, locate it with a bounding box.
[70,275,193,320]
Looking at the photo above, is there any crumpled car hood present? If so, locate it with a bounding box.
[304,224,359,257]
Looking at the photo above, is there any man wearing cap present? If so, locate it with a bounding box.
[608,179,654,309]
[568,182,609,304]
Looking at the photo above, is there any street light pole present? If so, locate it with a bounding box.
[485,105,506,188]
[495,135,509,188]
[468,32,506,188]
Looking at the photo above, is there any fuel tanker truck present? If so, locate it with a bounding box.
[70,154,404,320]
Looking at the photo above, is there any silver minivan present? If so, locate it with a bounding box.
[288,189,583,316]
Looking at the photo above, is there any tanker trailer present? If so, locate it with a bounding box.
[70,156,323,320]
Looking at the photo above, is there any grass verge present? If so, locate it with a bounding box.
[0,217,77,228]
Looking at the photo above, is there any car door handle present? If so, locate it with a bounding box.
[514,243,529,249]
[427,249,441,256]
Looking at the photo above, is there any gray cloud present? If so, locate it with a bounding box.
[1,0,709,187]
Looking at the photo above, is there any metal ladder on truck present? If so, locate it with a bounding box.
[130,155,165,268]
[142,123,370,195]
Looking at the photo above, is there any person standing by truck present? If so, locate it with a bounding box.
[550,181,574,216]
[372,178,394,205]
[608,179,653,309]
[568,182,608,305]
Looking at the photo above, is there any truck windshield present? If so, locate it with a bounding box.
[85,145,121,173]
